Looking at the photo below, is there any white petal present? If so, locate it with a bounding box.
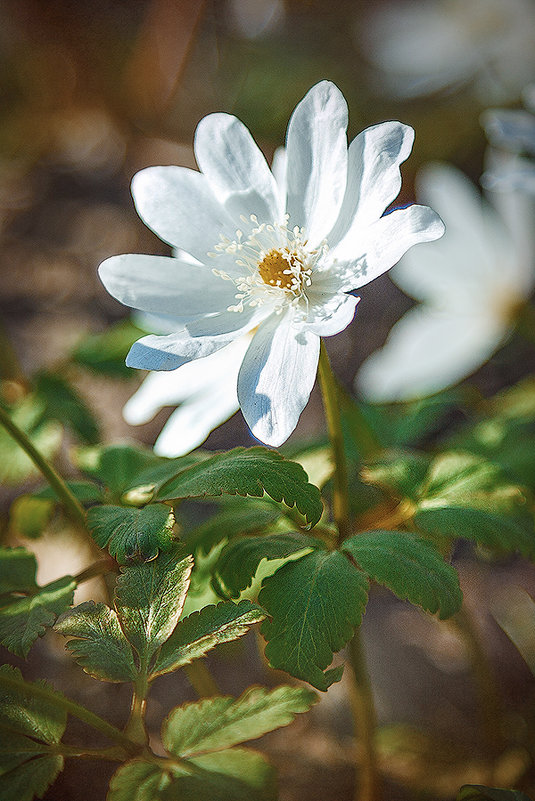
[271,146,287,200]
[237,314,320,446]
[328,121,414,246]
[131,167,234,263]
[126,330,243,371]
[184,304,271,338]
[194,113,280,223]
[304,293,359,336]
[356,306,507,402]
[285,81,348,245]
[334,205,445,290]
[98,254,236,317]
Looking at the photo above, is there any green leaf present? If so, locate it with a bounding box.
[71,320,145,378]
[152,600,266,678]
[33,480,103,504]
[76,444,163,498]
[0,576,76,658]
[108,750,276,801]
[457,786,533,801]
[0,397,61,486]
[155,447,323,527]
[86,504,176,563]
[163,684,316,756]
[185,498,286,556]
[34,371,100,444]
[214,533,319,598]
[8,497,54,539]
[0,549,38,595]
[259,550,369,691]
[54,601,136,682]
[0,751,63,801]
[415,507,535,556]
[342,531,462,619]
[360,451,431,502]
[0,665,66,743]
[114,547,193,667]
[418,452,514,505]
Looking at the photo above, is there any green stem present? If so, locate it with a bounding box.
[0,670,140,756]
[317,340,380,801]
[72,558,119,585]
[348,633,381,801]
[317,342,352,543]
[184,661,220,697]
[0,404,86,530]
[451,606,504,761]
[515,301,535,345]
[48,744,127,761]
[124,673,149,746]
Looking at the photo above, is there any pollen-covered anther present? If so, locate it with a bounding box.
[258,248,308,292]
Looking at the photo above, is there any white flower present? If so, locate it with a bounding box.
[482,86,535,194]
[99,81,444,447]
[356,165,535,402]
[360,0,535,102]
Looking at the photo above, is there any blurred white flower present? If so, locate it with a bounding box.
[356,165,535,401]
[482,86,535,194]
[100,81,444,448]
[360,0,535,102]
[229,0,284,39]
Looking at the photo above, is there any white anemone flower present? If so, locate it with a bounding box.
[356,164,535,402]
[360,0,535,102]
[99,81,444,447]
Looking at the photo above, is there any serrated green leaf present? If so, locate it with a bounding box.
[86,504,176,563]
[0,549,38,595]
[185,498,286,556]
[259,550,369,691]
[0,397,62,486]
[152,600,265,677]
[0,665,66,743]
[457,786,533,801]
[342,531,462,619]
[360,451,431,502]
[0,752,63,801]
[34,371,100,444]
[214,533,319,598]
[108,749,276,801]
[8,497,54,539]
[415,506,535,557]
[0,577,76,658]
[71,320,145,378]
[76,444,163,498]
[54,601,136,682]
[155,447,323,527]
[163,684,316,756]
[419,452,512,505]
[114,547,192,668]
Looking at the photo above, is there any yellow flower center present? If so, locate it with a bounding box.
[258,248,303,291]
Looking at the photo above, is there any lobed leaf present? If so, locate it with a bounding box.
[54,601,136,682]
[0,751,63,801]
[114,547,193,667]
[152,600,265,678]
[76,443,163,498]
[155,447,323,527]
[342,531,462,619]
[71,319,145,378]
[0,577,76,658]
[259,550,369,691]
[34,370,100,444]
[360,450,430,502]
[163,684,317,756]
[86,503,176,563]
[0,665,66,744]
[0,397,61,486]
[108,749,276,801]
[33,480,103,505]
[214,533,319,598]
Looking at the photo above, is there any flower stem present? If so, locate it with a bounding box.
[348,633,381,801]
[0,670,140,756]
[72,558,119,585]
[0,404,86,530]
[317,340,380,801]
[124,673,149,746]
[317,341,352,543]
